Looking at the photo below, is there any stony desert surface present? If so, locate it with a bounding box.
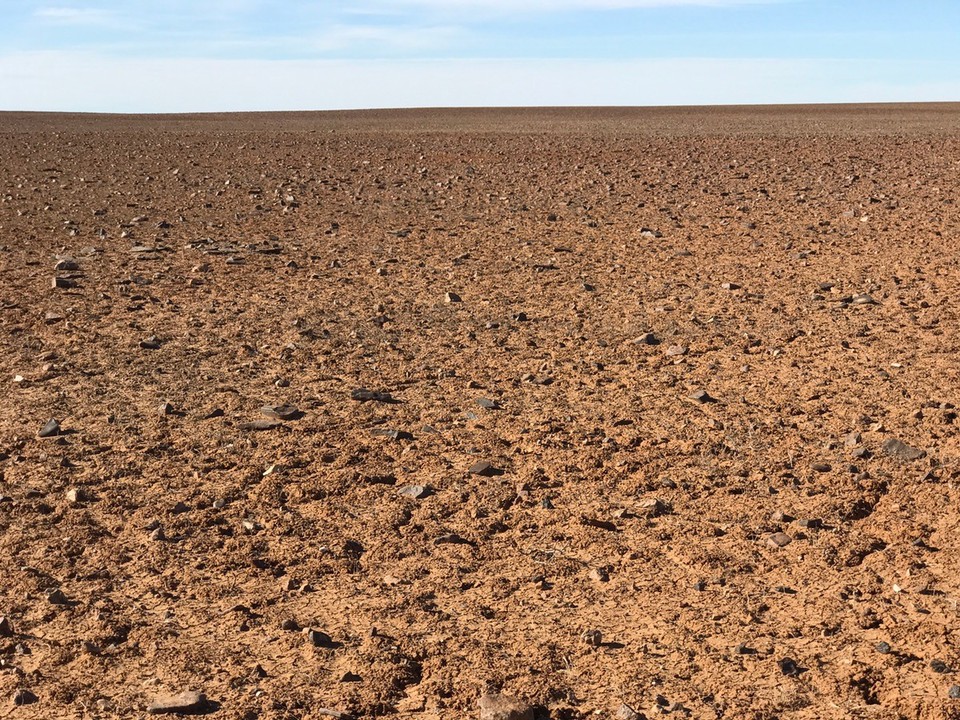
[2,104,960,720]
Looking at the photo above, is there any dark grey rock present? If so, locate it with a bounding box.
[260,404,300,420]
[38,418,60,438]
[468,461,499,476]
[304,628,334,647]
[51,277,77,289]
[882,438,925,461]
[12,689,38,706]
[778,657,801,676]
[350,388,394,403]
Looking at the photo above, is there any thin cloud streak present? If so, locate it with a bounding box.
[372,0,787,9]
[34,6,116,24]
[2,52,956,113]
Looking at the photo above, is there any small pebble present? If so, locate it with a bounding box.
[875,641,891,654]
[398,485,433,500]
[778,657,801,676]
[47,589,70,605]
[444,292,462,303]
[766,532,793,548]
[469,460,498,476]
[304,628,334,647]
[582,629,603,647]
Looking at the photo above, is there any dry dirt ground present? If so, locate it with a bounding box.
[3,105,960,720]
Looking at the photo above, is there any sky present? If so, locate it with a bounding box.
[0,0,959,112]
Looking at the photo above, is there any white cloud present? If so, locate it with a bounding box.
[34,7,114,24]
[311,23,462,53]
[1,52,957,113]
[372,0,786,9]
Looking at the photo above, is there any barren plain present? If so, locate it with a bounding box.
[2,105,960,719]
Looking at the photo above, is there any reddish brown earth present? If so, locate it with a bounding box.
[2,105,960,720]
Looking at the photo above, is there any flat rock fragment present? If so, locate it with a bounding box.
[468,461,500,476]
[146,691,208,715]
[882,438,925,460]
[260,404,300,420]
[398,484,433,499]
[766,532,793,548]
[239,419,282,431]
[478,693,534,720]
[350,388,394,403]
[38,418,61,438]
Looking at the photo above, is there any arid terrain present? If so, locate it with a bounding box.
[3,104,960,720]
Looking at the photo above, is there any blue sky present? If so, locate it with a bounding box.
[1,0,958,112]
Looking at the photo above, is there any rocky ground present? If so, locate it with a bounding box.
[2,105,960,719]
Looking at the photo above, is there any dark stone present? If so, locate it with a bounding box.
[778,657,801,676]
[12,689,38,706]
[350,388,394,403]
[469,461,501,477]
[38,418,60,438]
[260,404,300,421]
[882,438,926,461]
